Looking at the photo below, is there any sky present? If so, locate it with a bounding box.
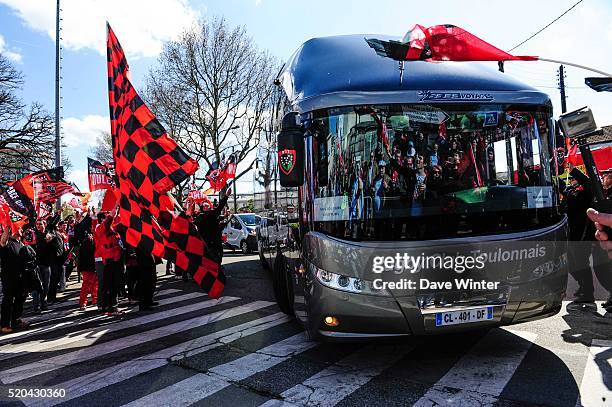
[1,0,611,195]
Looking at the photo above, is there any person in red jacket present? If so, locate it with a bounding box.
[97,214,123,315]
[78,216,97,310]
[93,212,107,310]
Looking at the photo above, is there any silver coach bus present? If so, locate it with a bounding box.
[259,34,569,340]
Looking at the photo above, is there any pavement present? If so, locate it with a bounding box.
[0,252,610,407]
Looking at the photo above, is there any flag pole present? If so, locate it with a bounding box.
[535,58,612,77]
[54,0,62,211]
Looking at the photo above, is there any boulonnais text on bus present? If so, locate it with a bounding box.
[371,245,547,274]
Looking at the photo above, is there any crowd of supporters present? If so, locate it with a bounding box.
[0,190,232,334]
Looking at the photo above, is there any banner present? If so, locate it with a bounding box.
[88,157,114,191]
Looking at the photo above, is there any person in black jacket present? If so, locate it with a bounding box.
[33,218,51,312]
[193,189,231,265]
[565,164,612,309]
[45,223,65,304]
[0,223,27,333]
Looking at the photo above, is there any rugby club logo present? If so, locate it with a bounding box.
[278,149,297,176]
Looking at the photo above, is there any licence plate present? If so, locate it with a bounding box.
[435,307,493,327]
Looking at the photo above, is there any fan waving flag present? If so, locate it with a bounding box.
[366,24,538,62]
[107,23,225,298]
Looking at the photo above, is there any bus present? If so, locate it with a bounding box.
[259,34,569,340]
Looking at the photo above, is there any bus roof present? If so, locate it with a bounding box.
[277,34,551,113]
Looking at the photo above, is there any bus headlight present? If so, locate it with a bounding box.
[310,263,390,296]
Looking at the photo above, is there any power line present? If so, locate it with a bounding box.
[508,0,584,52]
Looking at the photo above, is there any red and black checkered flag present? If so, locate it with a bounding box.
[107,23,225,298]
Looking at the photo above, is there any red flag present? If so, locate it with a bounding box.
[206,168,226,192]
[466,145,483,187]
[1,173,35,217]
[206,155,237,192]
[187,190,213,206]
[366,24,538,62]
[368,110,390,151]
[566,143,580,166]
[88,157,114,191]
[107,24,224,298]
[101,188,119,212]
[0,196,28,234]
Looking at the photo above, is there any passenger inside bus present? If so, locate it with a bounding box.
[310,104,558,241]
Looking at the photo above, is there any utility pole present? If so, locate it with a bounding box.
[273,166,278,210]
[231,147,237,213]
[557,65,567,113]
[54,0,62,209]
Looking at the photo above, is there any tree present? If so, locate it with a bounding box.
[0,55,55,183]
[254,86,287,209]
[89,131,113,164]
[145,18,279,191]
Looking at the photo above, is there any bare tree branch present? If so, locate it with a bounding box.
[0,55,55,183]
[145,17,279,197]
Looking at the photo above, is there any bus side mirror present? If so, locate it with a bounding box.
[277,113,304,187]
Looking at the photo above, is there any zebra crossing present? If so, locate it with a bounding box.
[0,274,610,407]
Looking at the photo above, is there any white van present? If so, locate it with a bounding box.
[223,213,261,254]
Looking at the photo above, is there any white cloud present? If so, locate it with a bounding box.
[62,115,109,147]
[0,34,22,62]
[0,0,201,58]
[255,0,263,6]
[67,168,88,192]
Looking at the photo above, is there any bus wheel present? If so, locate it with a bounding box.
[273,255,294,316]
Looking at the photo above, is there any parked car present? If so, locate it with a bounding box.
[223,213,261,254]
[256,212,290,268]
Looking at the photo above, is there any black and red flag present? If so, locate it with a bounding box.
[0,195,28,234]
[366,24,538,62]
[205,154,237,193]
[32,167,75,203]
[0,176,35,218]
[88,157,115,191]
[0,167,69,218]
[107,23,224,298]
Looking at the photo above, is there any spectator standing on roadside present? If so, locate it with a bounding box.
[77,218,97,310]
[33,219,51,313]
[98,214,123,315]
[0,223,27,334]
[94,212,107,310]
[46,221,66,304]
[566,165,612,311]
[193,189,232,265]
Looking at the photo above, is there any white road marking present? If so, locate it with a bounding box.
[122,332,316,407]
[0,289,191,343]
[23,313,291,407]
[260,343,415,407]
[1,299,269,384]
[20,288,181,326]
[0,297,238,360]
[412,331,538,406]
[578,339,612,407]
[0,296,239,359]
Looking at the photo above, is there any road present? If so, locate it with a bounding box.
[0,252,610,407]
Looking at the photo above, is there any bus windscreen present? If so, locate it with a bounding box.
[308,104,562,241]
